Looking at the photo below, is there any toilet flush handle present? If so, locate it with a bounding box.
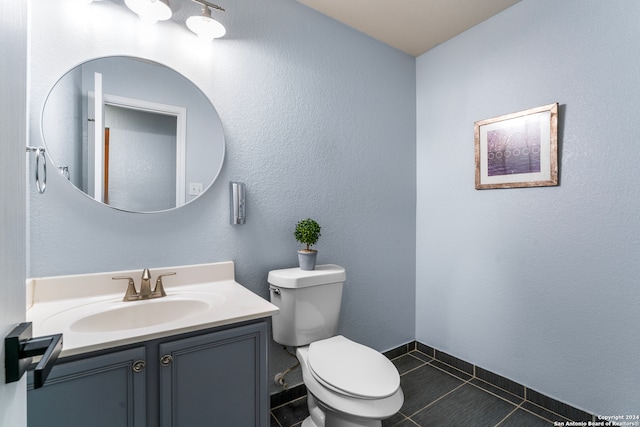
[269,286,281,296]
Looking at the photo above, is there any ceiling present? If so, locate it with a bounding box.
[295,0,520,57]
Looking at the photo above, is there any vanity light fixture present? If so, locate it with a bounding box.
[94,0,227,40]
[124,0,172,24]
[186,1,226,41]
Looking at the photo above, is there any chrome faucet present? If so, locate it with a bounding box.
[112,269,176,302]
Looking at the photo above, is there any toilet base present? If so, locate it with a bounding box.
[302,417,316,427]
[302,415,381,427]
[302,393,382,427]
[304,393,325,427]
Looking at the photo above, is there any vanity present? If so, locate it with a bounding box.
[25,47,274,425]
[25,261,278,427]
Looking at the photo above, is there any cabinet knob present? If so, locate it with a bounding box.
[160,355,173,366]
[132,360,146,373]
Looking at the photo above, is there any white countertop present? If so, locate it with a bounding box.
[27,261,279,357]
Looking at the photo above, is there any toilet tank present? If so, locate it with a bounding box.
[268,264,346,347]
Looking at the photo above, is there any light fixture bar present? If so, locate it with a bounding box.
[192,0,224,12]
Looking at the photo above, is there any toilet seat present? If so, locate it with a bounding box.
[307,335,400,399]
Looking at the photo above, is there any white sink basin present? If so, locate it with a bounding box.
[41,292,226,335]
[70,298,211,333]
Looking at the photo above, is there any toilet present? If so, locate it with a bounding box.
[268,264,403,427]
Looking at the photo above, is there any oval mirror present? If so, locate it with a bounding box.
[41,56,225,213]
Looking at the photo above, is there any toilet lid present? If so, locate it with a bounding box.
[307,336,400,399]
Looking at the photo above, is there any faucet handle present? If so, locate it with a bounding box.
[154,272,176,297]
[112,276,138,301]
[153,272,176,297]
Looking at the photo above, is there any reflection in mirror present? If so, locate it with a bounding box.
[41,56,225,213]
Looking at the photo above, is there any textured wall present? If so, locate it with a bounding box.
[28,0,416,392]
[416,0,640,415]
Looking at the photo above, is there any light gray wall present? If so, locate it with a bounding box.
[28,0,416,392]
[416,0,640,415]
[0,0,27,424]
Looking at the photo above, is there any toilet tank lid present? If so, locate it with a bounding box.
[267,264,346,288]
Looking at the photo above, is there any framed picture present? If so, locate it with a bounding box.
[474,103,558,190]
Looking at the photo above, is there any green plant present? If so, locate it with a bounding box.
[294,218,321,251]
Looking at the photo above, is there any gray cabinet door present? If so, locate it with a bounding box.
[159,322,268,427]
[28,347,146,427]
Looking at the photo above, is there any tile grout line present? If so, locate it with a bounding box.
[390,414,421,427]
[494,406,520,427]
[271,396,304,411]
[269,411,285,427]
[519,399,575,424]
[403,376,472,419]
[394,353,431,377]
[467,377,524,405]
[426,358,472,382]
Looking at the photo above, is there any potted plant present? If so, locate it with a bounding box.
[294,218,321,270]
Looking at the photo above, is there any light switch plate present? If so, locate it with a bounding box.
[189,183,203,196]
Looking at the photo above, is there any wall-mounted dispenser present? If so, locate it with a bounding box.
[230,181,246,225]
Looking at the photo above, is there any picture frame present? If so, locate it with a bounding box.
[474,103,558,190]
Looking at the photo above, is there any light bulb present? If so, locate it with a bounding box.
[124,0,172,24]
[186,7,226,41]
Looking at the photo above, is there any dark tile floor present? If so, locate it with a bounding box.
[270,349,576,427]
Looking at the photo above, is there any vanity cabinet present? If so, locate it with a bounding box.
[28,320,269,427]
[27,346,147,426]
[158,322,268,426]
